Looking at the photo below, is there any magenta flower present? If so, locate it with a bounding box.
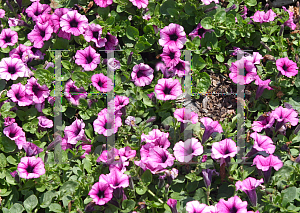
[159,23,187,49]
[141,129,170,149]
[216,196,248,213]
[247,132,275,156]
[25,2,51,22]
[84,23,106,48]
[27,23,53,49]
[235,177,264,206]
[3,123,25,141]
[160,46,181,68]
[10,44,33,62]
[271,106,299,132]
[8,18,27,27]
[156,62,175,78]
[94,0,113,7]
[7,83,33,106]
[107,95,130,113]
[229,57,258,85]
[200,117,223,144]
[202,0,219,5]
[91,73,113,93]
[211,138,237,166]
[93,108,122,137]
[252,9,277,23]
[276,57,298,77]
[119,146,136,159]
[37,116,53,128]
[64,80,87,106]
[282,6,297,30]
[202,169,219,188]
[143,14,151,20]
[155,78,182,101]
[186,201,210,213]
[188,23,213,40]
[88,181,113,205]
[254,77,273,100]
[103,58,121,70]
[51,8,70,34]
[75,46,100,71]
[99,168,129,189]
[22,142,43,157]
[0,28,18,48]
[167,199,178,213]
[0,57,27,81]
[173,138,203,163]
[169,59,190,78]
[64,119,86,145]
[252,155,283,183]
[131,63,154,87]
[129,0,148,9]
[251,112,275,133]
[25,77,50,104]
[17,156,45,179]
[97,148,119,164]
[105,32,118,50]
[174,108,198,124]
[60,10,88,36]
[0,9,5,18]
[4,117,15,126]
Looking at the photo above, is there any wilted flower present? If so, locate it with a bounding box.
[202,169,219,188]
[22,142,44,157]
[125,116,136,126]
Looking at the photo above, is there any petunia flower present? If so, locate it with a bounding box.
[186,201,210,213]
[51,8,70,34]
[252,154,283,183]
[97,148,119,165]
[27,23,53,49]
[105,58,121,70]
[173,138,203,163]
[88,181,113,205]
[200,117,223,144]
[251,112,275,133]
[129,0,148,9]
[252,9,277,23]
[254,77,273,100]
[282,6,297,30]
[141,129,170,149]
[91,73,113,93]
[99,168,129,189]
[216,196,248,213]
[17,156,46,179]
[143,14,151,20]
[202,0,219,5]
[0,57,27,81]
[37,116,53,128]
[229,57,258,85]
[160,45,181,68]
[64,80,87,106]
[235,177,264,206]
[22,142,43,157]
[0,9,5,18]
[119,146,136,159]
[60,10,88,36]
[7,83,33,106]
[94,0,113,8]
[276,57,298,77]
[25,77,50,104]
[131,63,154,87]
[188,23,213,40]
[84,23,106,48]
[3,123,26,142]
[64,118,86,145]
[75,46,100,71]
[167,199,178,213]
[159,23,187,49]
[174,108,198,124]
[155,78,183,101]
[168,59,190,78]
[0,28,18,48]
[25,1,51,21]
[271,106,299,132]
[9,44,33,62]
[105,32,118,50]
[4,117,15,126]
[107,95,130,115]
[202,169,219,188]
[211,138,237,166]
[156,62,175,78]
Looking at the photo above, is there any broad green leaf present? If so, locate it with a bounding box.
[136,185,147,195]
[122,200,136,212]
[1,102,15,112]
[160,0,176,15]
[184,2,196,16]
[40,191,56,208]
[1,137,16,153]
[195,72,211,93]
[141,170,152,186]
[23,194,38,212]
[60,181,79,194]
[49,203,62,212]
[10,203,24,213]
[192,54,206,71]
[126,26,139,41]
[215,10,226,23]
[201,17,213,29]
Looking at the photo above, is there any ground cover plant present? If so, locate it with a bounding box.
[1,0,300,212]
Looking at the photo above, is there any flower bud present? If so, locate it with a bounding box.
[127,52,133,65]
[129,175,134,190]
[167,199,178,213]
[204,6,217,13]
[225,4,236,13]
[279,24,284,36]
[158,176,165,189]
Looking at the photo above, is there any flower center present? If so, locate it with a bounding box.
[32,84,40,95]
[26,165,34,173]
[15,93,21,100]
[92,31,99,39]
[282,64,288,71]
[175,62,185,70]
[4,36,11,43]
[169,33,178,41]
[136,70,145,78]
[197,28,206,36]
[74,127,81,136]
[7,66,16,74]
[70,19,78,28]
[9,132,16,138]
[86,55,93,64]
[40,30,46,38]
[97,81,103,87]
[230,206,238,213]
[163,87,172,95]
[169,52,175,59]
[224,149,231,155]
[34,10,40,16]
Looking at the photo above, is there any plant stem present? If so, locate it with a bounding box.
[147,189,163,204]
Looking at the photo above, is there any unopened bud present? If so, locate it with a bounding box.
[165,184,170,194]
[129,175,134,190]
[158,176,165,189]
[202,46,211,54]
[264,3,269,12]
[225,4,236,13]
[295,54,299,63]
[204,6,217,13]
[279,24,284,36]
[127,52,133,65]
[146,116,156,123]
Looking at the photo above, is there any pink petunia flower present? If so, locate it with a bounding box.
[22,142,43,157]
[84,23,106,48]
[252,154,283,183]
[51,8,70,34]
[200,117,223,144]
[211,138,237,166]
[129,0,148,9]
[251,112,275,133]
[131,63,154,87]
[94,0,113,7]
[202,0,219,5]
[141,129,170,149]
[235,177,264,206]
[88,181,113,205]
[91,73,113,93]
[99,168,129,189]
[60,10,88,36]
[174,108,198,124]
[64,80,87,106]
[173,138,203,163]
[7,83,33,106]
[75,46,101,71]
[168,59,191,78]
[27,23,53,49]
[159,23,187,49]
[64,118,86,145]
[247,132,275,156]
[188,23,213,40]
[271,106,299,132]
[282,6,297,30]
[186,201,210,213]
[160,45,181,68]
[25,1,51,22]
[167,199,178,213]
[0,57,29,81]
[0,9,5,18]
[155,78,182,101]
[105,32,118,50]
[254,77,273,100]
[216,196,248,213]
[229,57,258,85]
[252,9,277,23]
[119,146,136,159]
[0,28,18,48]
[97,148,119,164]
[25,77,50,104]
[4,117,15,126]
[37,116,53,128]
[17,156,46,179]
[156,62,175,78]
[276,57,298,77]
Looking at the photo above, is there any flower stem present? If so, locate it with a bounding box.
[147,189,163,204]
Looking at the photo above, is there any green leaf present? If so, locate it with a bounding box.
[0,153,7,167]
[216,54,224,62]
[97,7,110,19]
[83,158,92,173]
[1,102,15,112]
[10,203,25,213]
[0,79,6,91]
[160,0,176,15]
[192,54,206,71]
[126,26,139,41]
[122,200,136,212]
[60,181,79,194]
[23,194,38,213]
[201,17,213,29]
[161,116,174,127]
[53,38,69,50]
[245,0,257,6]
[195,72,211,93]
[194,188,207,204]
[61,60,71,70]
[49,203,62,212]
[269,99,279,110]
[141,170,152,186]
[143,25,155,34]
[85,123,94,139]
[1,137,16,153]
[40,191,56,208]
[184,2,196,16]
[167,8,178,16]
[282,186,297,207]
[215,10,226,23]
[6,155,17,165]
[136,185,147,195]
[72,71,89,87]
